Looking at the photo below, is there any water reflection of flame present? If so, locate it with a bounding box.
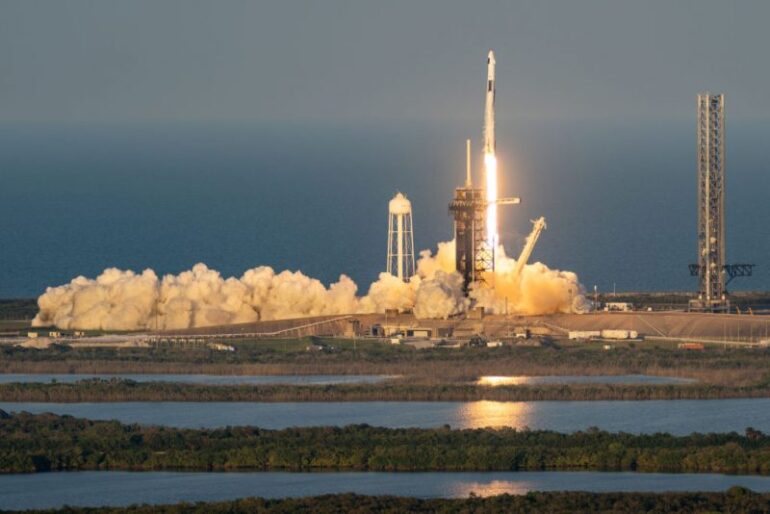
[451,479,536,497]
[476,376,531,386]
[459,401,532,429]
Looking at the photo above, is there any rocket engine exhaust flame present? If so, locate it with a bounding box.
[485,153,498,255]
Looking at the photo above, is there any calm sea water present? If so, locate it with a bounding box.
[3,398,770,434]
[0,373,394,385]
[1,120,768,298]
[2,471,770,509]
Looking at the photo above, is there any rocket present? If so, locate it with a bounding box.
[483,50,498,259]
[483,50,496,155]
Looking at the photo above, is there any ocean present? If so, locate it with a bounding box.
[1,119,767,298]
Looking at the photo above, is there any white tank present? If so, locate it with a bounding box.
[386,193,415,282]
[388,193,412,215]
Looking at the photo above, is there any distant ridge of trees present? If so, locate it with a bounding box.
[1,378,769,402]
[4,413,770,475]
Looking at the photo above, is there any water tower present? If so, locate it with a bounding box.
[386,192,415,282]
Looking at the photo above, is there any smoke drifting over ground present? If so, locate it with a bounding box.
[33,241,586,330]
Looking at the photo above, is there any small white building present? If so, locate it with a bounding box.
[568,330,601,340]
[600,329,638,340]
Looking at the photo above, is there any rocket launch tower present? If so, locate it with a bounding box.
[450,51,519,292]
[449,140,490,290]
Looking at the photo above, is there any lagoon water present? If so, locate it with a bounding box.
[3,398,770,434]
[2,471,770,509]
[0,374,394,385]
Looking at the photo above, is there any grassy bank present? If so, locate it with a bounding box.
[7,490,770,514]
[3,341,770,386]
[3,413,770,475]
[2,379,770,402]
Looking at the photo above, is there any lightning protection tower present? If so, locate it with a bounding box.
[386,192,415,282]
[691,93,728,311]
[688,93,754,311]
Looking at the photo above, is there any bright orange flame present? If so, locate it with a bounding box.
[451,479,536,497]
[484,153,498,259]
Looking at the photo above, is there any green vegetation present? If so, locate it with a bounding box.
[4,338,770,387]
[3,378,770,402]
[5,413,770,475]
[7,490,770,514]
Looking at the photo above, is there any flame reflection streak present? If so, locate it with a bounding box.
[459,400,532,429]
[476,376,530,386]
[451,479,537,497]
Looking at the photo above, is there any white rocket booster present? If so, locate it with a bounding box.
[483,50,498,256]
[483,50,495,155]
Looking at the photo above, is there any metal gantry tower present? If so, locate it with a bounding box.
[688,93,753,311]
[449,185,487,291]
[694,93,727,311]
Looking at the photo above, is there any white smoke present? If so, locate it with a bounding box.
[469,245,589,315]
[33,264,362,331]
[32,240,585,330]
[412,271,468,319]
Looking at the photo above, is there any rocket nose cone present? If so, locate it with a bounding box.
[487,50,495,64]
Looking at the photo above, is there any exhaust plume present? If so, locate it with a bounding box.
[32,241,586,330]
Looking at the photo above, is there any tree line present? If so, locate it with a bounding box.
[0,378,768,402]
[4,412,770,475]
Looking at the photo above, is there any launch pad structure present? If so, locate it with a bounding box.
[449,184,490,291]
[449,139,519,292]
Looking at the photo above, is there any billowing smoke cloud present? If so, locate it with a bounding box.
[412,271,468,319]
[32,240,586,330]
[469,245,589,315]
[33,264,362,331]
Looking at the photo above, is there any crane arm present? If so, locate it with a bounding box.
[511,217,547,282]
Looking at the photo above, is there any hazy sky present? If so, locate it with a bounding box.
[2,0,769,124]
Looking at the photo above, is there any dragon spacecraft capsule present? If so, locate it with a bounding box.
[483,50,496,155]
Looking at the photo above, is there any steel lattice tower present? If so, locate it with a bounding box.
[692,93,727,311]
[449,186,488,291]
